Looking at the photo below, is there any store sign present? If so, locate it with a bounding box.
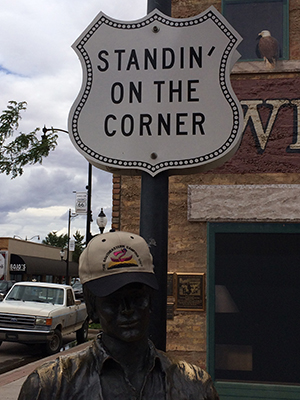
[69,6,243,176]
[10,263,26,272]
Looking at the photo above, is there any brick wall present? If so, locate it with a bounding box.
[172,0,221,18]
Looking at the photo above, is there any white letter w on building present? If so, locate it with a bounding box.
[241,99,289,152]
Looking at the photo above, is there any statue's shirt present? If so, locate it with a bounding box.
[18,335,219,400]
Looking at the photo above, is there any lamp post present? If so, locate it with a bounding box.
[60,248,68,284]
[60,209,77,284]
[96,208,107,234]
[42,126,93,245]
[86,162,93,244]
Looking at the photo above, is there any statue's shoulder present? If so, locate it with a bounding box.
[38,340,98,379]
[18,342,100,400]
[27,341,98,385]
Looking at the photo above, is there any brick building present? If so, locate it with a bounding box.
[111,1,300,399]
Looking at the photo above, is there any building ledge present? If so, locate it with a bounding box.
[231,60,300,75]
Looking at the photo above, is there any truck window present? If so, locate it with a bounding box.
[66,289,75,306]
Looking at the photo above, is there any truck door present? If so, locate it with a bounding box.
[66,288,77,329]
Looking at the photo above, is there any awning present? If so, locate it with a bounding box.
[10,254,79,277]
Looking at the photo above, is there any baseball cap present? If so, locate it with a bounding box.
[79,231,158,297]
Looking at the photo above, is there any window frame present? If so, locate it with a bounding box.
[222,0,289,62]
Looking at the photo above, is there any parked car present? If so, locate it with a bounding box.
[0,280,15,301]
[72,280,84,300]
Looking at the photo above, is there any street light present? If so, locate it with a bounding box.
[60,249,66,260]
[96,208,107,234]
[13,235,40,241]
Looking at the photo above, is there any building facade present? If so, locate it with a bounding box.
[112,1,300,398]
[0,238,78,284]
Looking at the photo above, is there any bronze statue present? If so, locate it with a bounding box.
[18,231,219,399]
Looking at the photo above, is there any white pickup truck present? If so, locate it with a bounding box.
[0,281,88,355]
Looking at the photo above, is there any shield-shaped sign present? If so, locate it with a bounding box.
[69,6,243,176]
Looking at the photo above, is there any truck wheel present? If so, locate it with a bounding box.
[45,329,63,355]
[76,319,89,344]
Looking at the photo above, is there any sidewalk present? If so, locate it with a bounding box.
[0,331,98,400]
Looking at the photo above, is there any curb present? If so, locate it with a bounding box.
[0,330,99,388]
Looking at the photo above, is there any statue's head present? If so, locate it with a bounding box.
[79,231,158,342]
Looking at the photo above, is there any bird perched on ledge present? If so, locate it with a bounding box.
[256,30,280,69]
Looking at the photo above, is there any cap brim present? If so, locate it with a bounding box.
[85,271,159,297]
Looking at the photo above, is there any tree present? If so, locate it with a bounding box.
[0,101,58,178]
[72,230,85,263]
[42,230,85,263]
[42,231,68,249]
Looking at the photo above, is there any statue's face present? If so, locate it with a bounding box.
[96,283,151,342]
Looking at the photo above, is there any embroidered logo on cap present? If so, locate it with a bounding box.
[111,248,132,263]
[105,246,139,270]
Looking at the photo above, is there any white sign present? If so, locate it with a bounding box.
[75,192,88,214]
[69,7,243,176]
[69,239,76,252]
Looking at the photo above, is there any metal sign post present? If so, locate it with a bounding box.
[147,0,171,15]
[140,170,169,350]
[138,0,171,353]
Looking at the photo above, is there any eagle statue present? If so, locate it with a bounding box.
[256,30,280,68]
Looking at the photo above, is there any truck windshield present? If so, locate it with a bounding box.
[6,285,64,305]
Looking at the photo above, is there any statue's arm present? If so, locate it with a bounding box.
[204,378,220,400]
[166,359,220,400]
[17,372,42,400]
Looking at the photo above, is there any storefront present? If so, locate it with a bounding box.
[0,238,78,283]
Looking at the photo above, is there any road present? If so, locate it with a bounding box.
[0,330,98,375]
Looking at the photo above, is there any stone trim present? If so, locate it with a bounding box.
[231,60,300,75]
[188,184,300,221]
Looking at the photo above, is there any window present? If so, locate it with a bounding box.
[222,0,289,61]
[66,289,75,306]
[208,223,300,388]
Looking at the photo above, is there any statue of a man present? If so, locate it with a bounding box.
[18,231,219,399]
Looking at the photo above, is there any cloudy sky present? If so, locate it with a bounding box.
[0,0,147,243]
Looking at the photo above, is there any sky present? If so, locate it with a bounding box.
[0,0,147,243]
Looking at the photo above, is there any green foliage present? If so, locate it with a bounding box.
[72,230,85,263]
[42,231,68,249]
[89,323,102,330]
[43,230,85,263]
[0,101,58,178]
